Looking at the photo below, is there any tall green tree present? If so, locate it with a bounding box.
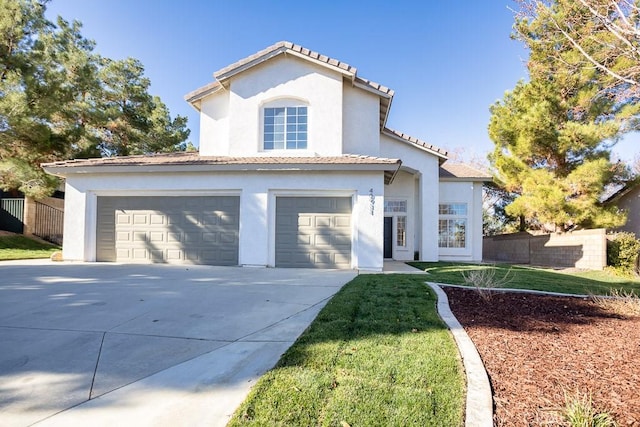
[489,78,625,231]
[515,0,640,133]
[0,0,190,198]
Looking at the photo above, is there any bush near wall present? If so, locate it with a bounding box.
[607,232,640,277]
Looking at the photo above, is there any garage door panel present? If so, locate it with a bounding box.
[314,216,331,227]
[276,197,352,269]
[116,214,131,225]
[150,214,165,225]
[149,232,164,242]
[97,196,239,266]
[335,216,350,227]
[297,216,312,227]
[333,235,351,246]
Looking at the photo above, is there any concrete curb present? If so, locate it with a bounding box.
[426,282,493,427]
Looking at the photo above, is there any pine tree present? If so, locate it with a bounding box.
[0,0,190,198]
[489,79,625,231]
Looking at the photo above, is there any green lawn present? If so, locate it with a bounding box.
[228,274,465,426]
[0,234,60,260]
[409,261,640,295]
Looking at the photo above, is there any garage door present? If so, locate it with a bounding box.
[275,197,352,268]
[96,196,239,265]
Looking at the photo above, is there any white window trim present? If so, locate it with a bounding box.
[384,198,409,255]
[438,202,469,251]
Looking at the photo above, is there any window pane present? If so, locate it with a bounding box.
[396,216,406,247]
[438,218,466,248]
[264,105,307,150]
[384,200,407,213]
[439,203,467,216]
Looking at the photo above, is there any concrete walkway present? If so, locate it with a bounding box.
[0,261,356,426]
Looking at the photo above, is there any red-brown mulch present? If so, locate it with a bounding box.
[443,287,640,426]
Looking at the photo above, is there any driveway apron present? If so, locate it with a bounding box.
[0,261,356,426]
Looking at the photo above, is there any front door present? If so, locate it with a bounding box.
[383,216,392,258]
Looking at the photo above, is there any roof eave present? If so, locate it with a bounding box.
[439,176,493,182]
[43,162,401,177]
[183,82,225,110]
[382,129,448,162]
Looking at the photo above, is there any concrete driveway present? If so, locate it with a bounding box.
[0,260,356,426]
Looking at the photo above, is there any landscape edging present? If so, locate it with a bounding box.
[426,282,494,427]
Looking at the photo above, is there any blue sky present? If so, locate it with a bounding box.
[45,0,638,163]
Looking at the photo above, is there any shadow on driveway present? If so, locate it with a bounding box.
[0,261,356,426]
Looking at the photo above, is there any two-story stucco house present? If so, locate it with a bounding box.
[43,41,490,271]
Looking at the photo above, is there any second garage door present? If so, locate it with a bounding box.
[275,197,352,269]
[96,196,239,265]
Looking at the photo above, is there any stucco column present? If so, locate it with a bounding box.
[419,173,439,261]
[238,189,269,267]
[354,185,384,271]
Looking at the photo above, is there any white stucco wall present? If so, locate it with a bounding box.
[197,56,344,157]
[380,135,441,261]
[438,180,483,261]
[199,90,230,156]
[342,85,380,156]
[62,170,385,271]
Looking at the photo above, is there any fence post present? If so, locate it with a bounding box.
[23,196,37,236]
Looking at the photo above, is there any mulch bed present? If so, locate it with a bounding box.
[443,287,640,426]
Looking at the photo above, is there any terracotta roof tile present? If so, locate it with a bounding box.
[42,152,401,168]
[382,128,448,158]
[184,41,394,110]
[439,163,492,181]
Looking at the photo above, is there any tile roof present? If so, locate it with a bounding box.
[439,163,493,181]
[42,153,402,184]
[382,128,448,159]
[214,41,357,81]
[184,41,394,128]
[42,152,401,168]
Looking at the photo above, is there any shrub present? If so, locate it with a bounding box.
[590,289,640,317]
[461,265,513,301]
[607,232,640,277]
[560,391,617,427]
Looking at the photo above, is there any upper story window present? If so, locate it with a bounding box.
[264,106,307,150]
